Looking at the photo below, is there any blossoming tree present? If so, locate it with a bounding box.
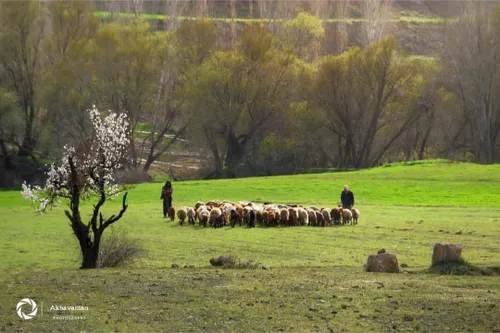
[22,106,130,269]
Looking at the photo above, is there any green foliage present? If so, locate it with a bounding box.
[0,87,19,124]
[308,36,433,168]
[283,12,324,60]
[173,19,217,68]
[285,11,325,39]
[238,26,276,62]
[181,37,297,175]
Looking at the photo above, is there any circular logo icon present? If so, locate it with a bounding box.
[16,298,38,320]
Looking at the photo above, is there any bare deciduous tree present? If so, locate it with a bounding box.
[0,2,46,157]
[361,0,391,46]
[442,3,500,163]
[308,37,426,168]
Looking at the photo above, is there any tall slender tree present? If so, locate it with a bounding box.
[0,2,46,157]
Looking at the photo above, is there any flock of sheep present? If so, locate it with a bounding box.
[168,200,360,228]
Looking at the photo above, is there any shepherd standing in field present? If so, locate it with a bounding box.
[160,181,173,218]
[341,185,354,210]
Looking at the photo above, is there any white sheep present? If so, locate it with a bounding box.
[342,209,353,225]
[198,209,210,227]
[187,207,196,225]
[298,208,309,226]
[352,208,360,225]
[307,208,317,226]
[321,208,332,226]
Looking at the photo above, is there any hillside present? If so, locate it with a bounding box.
[95,0,464,58]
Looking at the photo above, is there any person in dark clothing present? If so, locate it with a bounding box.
[160,181,173,218]
[340,185,354,210]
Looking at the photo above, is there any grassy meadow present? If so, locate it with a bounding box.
[0,160,499,332]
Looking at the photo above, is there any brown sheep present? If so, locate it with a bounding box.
[209,207,222,227]
[177,208,187,225]
[168,207,175,221]
[230,209,240,227]
[256,210,263,225]
[235,205,244,222]
[267,210,276,227]
[206,200,221,207]
[288,208,298,226]
[316,211,325,227]
[262,210,269,227]
[307,208,317,226]
[330,207,342,225]
[280,209,290,226]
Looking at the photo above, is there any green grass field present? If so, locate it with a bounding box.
[1,161,499,332]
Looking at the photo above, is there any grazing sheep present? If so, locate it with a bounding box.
[330,207,342,226]
[298,208,309,226]
[248,210,256,228]
[243,207,254,226]
[196,205,207,221]
[206,200,221,207]
[198,209,210,227]
[256,210,263,225]
[307,208,317,226]
[267,210,276,227]
[280,208,290,226]
[272,208,281,226]
[342,209,353,225]
[187,207,196,225]
[235,205,244,225]
[194,201,205,210]
[209,208,222,227]
[224,203,234,218]
[230,209,240,228]
[213,212,225,228]
[289,208,298,226]
[168,207,175,221]
[262,210,269,227]
[352,208,360,225]
[321,209,332,226]
[316,211,325,227]
[177,208,187,225]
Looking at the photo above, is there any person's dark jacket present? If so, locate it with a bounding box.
[341,190,354,208]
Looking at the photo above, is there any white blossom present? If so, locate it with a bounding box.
[21,106,130,212]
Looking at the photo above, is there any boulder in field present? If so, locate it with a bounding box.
[432,243,462,266]
[366,253,399,273]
